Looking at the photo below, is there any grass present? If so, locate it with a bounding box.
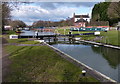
[55,28,97,42]
[3,30,16,35]
[7,38,39,44]
[4,45,99,82]
[55,28,93,35]
[96,31,119,46]
[2,30,39,44]
[55,28,120,46]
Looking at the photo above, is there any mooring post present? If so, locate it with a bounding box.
[64,37,66,41]
[40,37,43,40]
[82,70,86,77]
[54,34,58,42]
[48,37,50,43]
[69,31,72,37]
[37,32,38,39]
[35,31,38,39]
[53,37,56,42]
[68,31,72,42]
[54,35,58,42]
[72,35,75,42]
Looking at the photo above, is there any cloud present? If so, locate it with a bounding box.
[33,2,98,9]
[11,2,99,25]
[11,3,77,25]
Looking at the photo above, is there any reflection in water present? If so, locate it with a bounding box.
[91,46,119,69]
[51,43,120,82]
[20,30,56,36]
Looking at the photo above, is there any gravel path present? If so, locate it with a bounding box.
[1,38,45,82]
[3,43,46,46]
[2,44,11,82]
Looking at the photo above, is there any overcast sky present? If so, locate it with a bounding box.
[11,1,105,25]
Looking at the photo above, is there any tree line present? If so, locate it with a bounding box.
[32,18,74,27]
[91,2,120,26]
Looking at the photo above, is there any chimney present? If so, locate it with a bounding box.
[74,13,75,17]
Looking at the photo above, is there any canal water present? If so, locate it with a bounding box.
[51,42,120,82]
[20,30,56,36]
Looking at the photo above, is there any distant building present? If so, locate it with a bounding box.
[73,13,90,27]
[4,25,13,30]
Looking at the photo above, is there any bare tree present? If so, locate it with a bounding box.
[1,2,31,31]
[108,2,120,18]
[9,20,26,30]
[2,2,11,31]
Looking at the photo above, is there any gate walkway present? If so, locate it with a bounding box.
[18,32,95,38]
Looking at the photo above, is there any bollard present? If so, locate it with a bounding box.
[53,37,56,42]
[37,33,38,39]
[35,31,38,39]
[82,70,86,77]
[48,37,50,43]
[64,38,66,41]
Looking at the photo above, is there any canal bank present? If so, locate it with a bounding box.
[3,36,100,82]
[79,40,120,50]
[43,42,117,83]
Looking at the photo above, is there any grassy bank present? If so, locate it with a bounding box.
[55,28,93,35]
[2,31,99,82]
[2,30,39,44]
[3,30,16,35]
[55,28,95,40]
[55,28,120,46]
[4,45,99,82]
[97,31,120,46]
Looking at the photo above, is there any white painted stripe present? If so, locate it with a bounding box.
[79,40,120,49]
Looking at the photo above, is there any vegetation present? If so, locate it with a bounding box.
[9,20,26,30]
[96,31,119,46]
[55,27,120,46]
[7,38,39,44]
[55,28,96,40]
[3,30,16,35]
[55,28,94,35]
[2,2,11,30]
[92,2,110,21]
[1,2,27,32]
[2,1,119,81]
[91,2,120,26]
[2,36,99,82]
[4,45,99,82]
[32,18,73,27]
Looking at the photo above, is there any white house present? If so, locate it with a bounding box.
[73,13,90,27]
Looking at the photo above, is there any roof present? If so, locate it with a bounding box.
[74,15,89,18]
[86,26,109,28]
[75,19,88,23]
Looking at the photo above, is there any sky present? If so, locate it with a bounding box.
[10,1,105,26]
